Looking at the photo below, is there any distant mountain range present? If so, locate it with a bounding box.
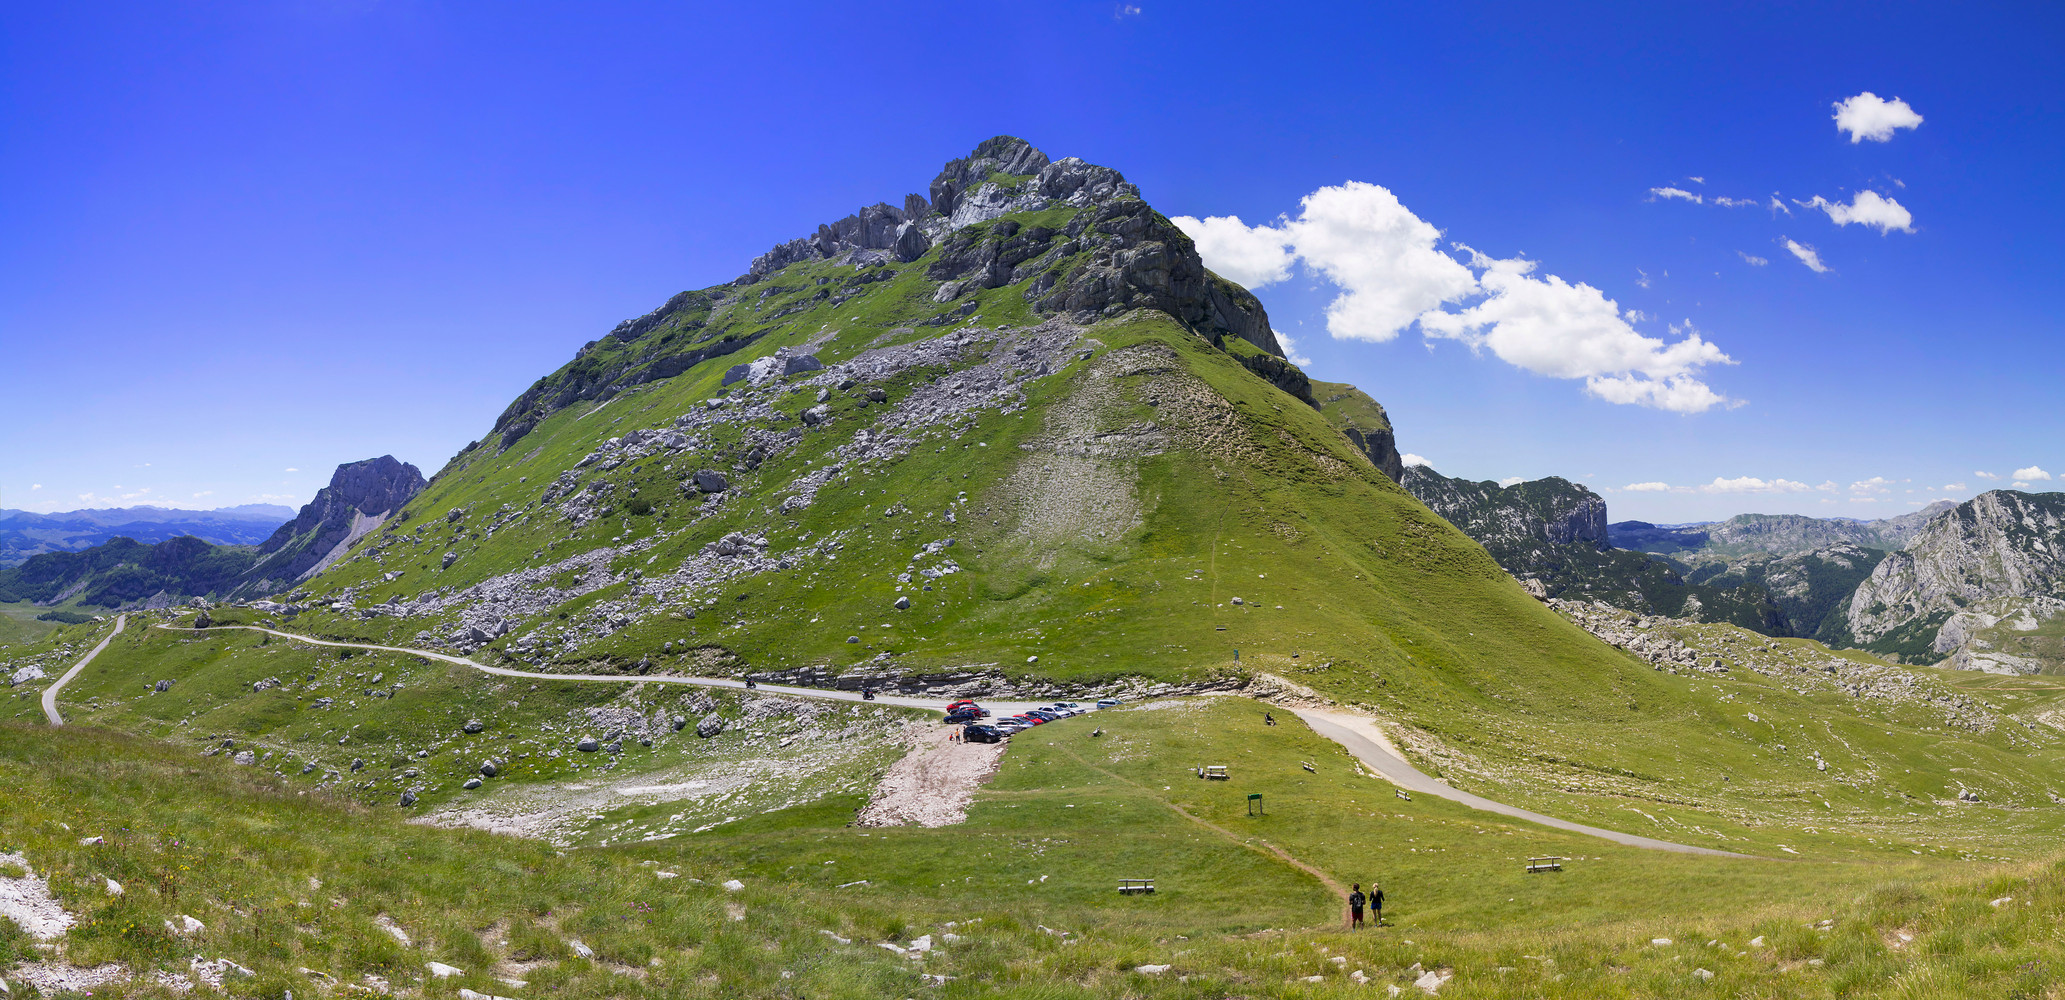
[0,504,295,568]
[0,460,422,609]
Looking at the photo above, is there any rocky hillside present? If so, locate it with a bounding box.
[1685,542,1887,642]
[1835,490,2065,670]
[1401,465,1788,633]
[230,456,425,597]
[1313,380,1403,482]
[0,504,290,568]
[0,535,257,609]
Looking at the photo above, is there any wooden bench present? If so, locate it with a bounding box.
[1526,857,1566,873]
[1118,878,1156,895]
[1202,765,1229,780]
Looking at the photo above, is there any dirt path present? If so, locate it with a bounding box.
[854,721,1007,827]
[1290,707,1756,859]
[146,623,1046,715]
[41,613,125,726]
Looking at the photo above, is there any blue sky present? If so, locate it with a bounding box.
[3,1,2059,522]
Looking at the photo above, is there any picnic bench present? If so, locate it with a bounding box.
[1526,856,1566,873]
[1118,878,1156,895]
[1201,765,1229,780]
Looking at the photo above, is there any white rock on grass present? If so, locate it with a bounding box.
[0,854,77,940]
[375,914,412,946]
[459,990,523,1000]
[427,962,465,978]
[165,914,206,937]
[567,939,594,959]
[722,879,745,892]
[1651,937,1673,946]
[1414,968,1453,994]
[1133,964,1170,974]
[1694,968,1716,981]
[103,878,123,896]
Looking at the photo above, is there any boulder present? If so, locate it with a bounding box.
[801,405,829,426]
[576,737,600,752]
[398,790,417,807]
[721,363,754,386]
[782,354,824,376]
[695,712,725,738]
[442,550,458,570]
[154,679,173,693]
[865,388,888,403]
[693,470,730,493]
[463,719,485,733]
[671,715,688,731]
[894,596,911,610]
[479,760,500,777]
[462,778,482,790]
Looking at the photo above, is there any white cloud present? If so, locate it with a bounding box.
[1635,269,1651,288]
[1850,476,1895,494]
[1711,196,1757,208]
[1975,470,2001,480]
[1401,453,1433,468]
[1769,194,1792,216]
[1701,476,1813,494]
[1113,3,1142,17]
[1650,187,1703,204]
[193,490,215,499]
[29,483,41,490]
[1273,328,1314,367]
[1738,252,1768,267]
[2014,466,2053,481]
[1184,182,1736,412]
[1941,482,1966,492]
[1782,238,1830,273]
[1833,92,1923,143]
[1420,252,1736,413]
[1799,191,1914,234]
[1624,481,1675,492]
[1687,176,1705,184]
[1170,214,1294,289]
[1497,476,1526,487]
[285,467,301,473]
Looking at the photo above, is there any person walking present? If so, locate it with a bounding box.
[1264,711,1276,726]
[1348,884,1366,928]
[1370,882,1385,927]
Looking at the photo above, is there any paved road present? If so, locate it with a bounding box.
[147,623,1051,716]
[42,613,127,726]
[1291,707,1755,859]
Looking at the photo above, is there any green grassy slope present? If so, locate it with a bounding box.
[10,706,2065,998]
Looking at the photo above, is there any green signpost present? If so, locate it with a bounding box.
[1247,792,1263,816]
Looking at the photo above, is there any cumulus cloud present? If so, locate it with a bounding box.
[1738,252,1768,267]
[1799,190,1914,234]
[1940,482,1967,492]
[1850,476,1895,494]
[2014,466,2053,481]
[1171,214,1295,289]
[1623,481,1677,493]
[1180,182,1737,412]
[1401,453,1433,468]
[1701,476,1813,494]
[1273,328,1313,367]
[1650,187,1703,204]
[1833,92,1924,143]
[1497,476,1526,487]
[1975,470,2001,480]
[1782,238,1830,273]
[30,483,41,490]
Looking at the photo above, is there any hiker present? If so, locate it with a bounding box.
[1371,883,1385,926]
[1348,884,1365,928]
[1264,711,1276,726]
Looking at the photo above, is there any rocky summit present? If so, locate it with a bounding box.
[232,456,425,597]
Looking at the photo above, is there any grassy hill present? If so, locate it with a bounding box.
[14,135,2065,995]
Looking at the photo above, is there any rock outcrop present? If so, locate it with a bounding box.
[1836,491,2065,668]
[233,457,425,596]
[1404,465,1789,634]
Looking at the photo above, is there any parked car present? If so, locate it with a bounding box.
[991,719,1030,734]
[962,724,1005,744]
[944,710,981,724]
[1014,714,1048,726]
[1026,710,1061,722]
[1097,698,1121,708]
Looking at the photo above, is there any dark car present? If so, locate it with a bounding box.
[961,724,1005,744]
[1013,714,1047,726]
[944,710,981,725]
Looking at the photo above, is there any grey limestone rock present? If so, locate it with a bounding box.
[576,737,600,752]
[894,596,911,610]
[463,719,485,733]
[399,790,417,807]
[462,778,482,790]
[154,679,173,693]
[782,354,824,376]
[479,760,500,777]
[693,470,729,494]
[694,712,725,738]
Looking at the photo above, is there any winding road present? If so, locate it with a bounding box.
[46,618,1749,857]
[42,613,126,726]
[1290,707,1753,858]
